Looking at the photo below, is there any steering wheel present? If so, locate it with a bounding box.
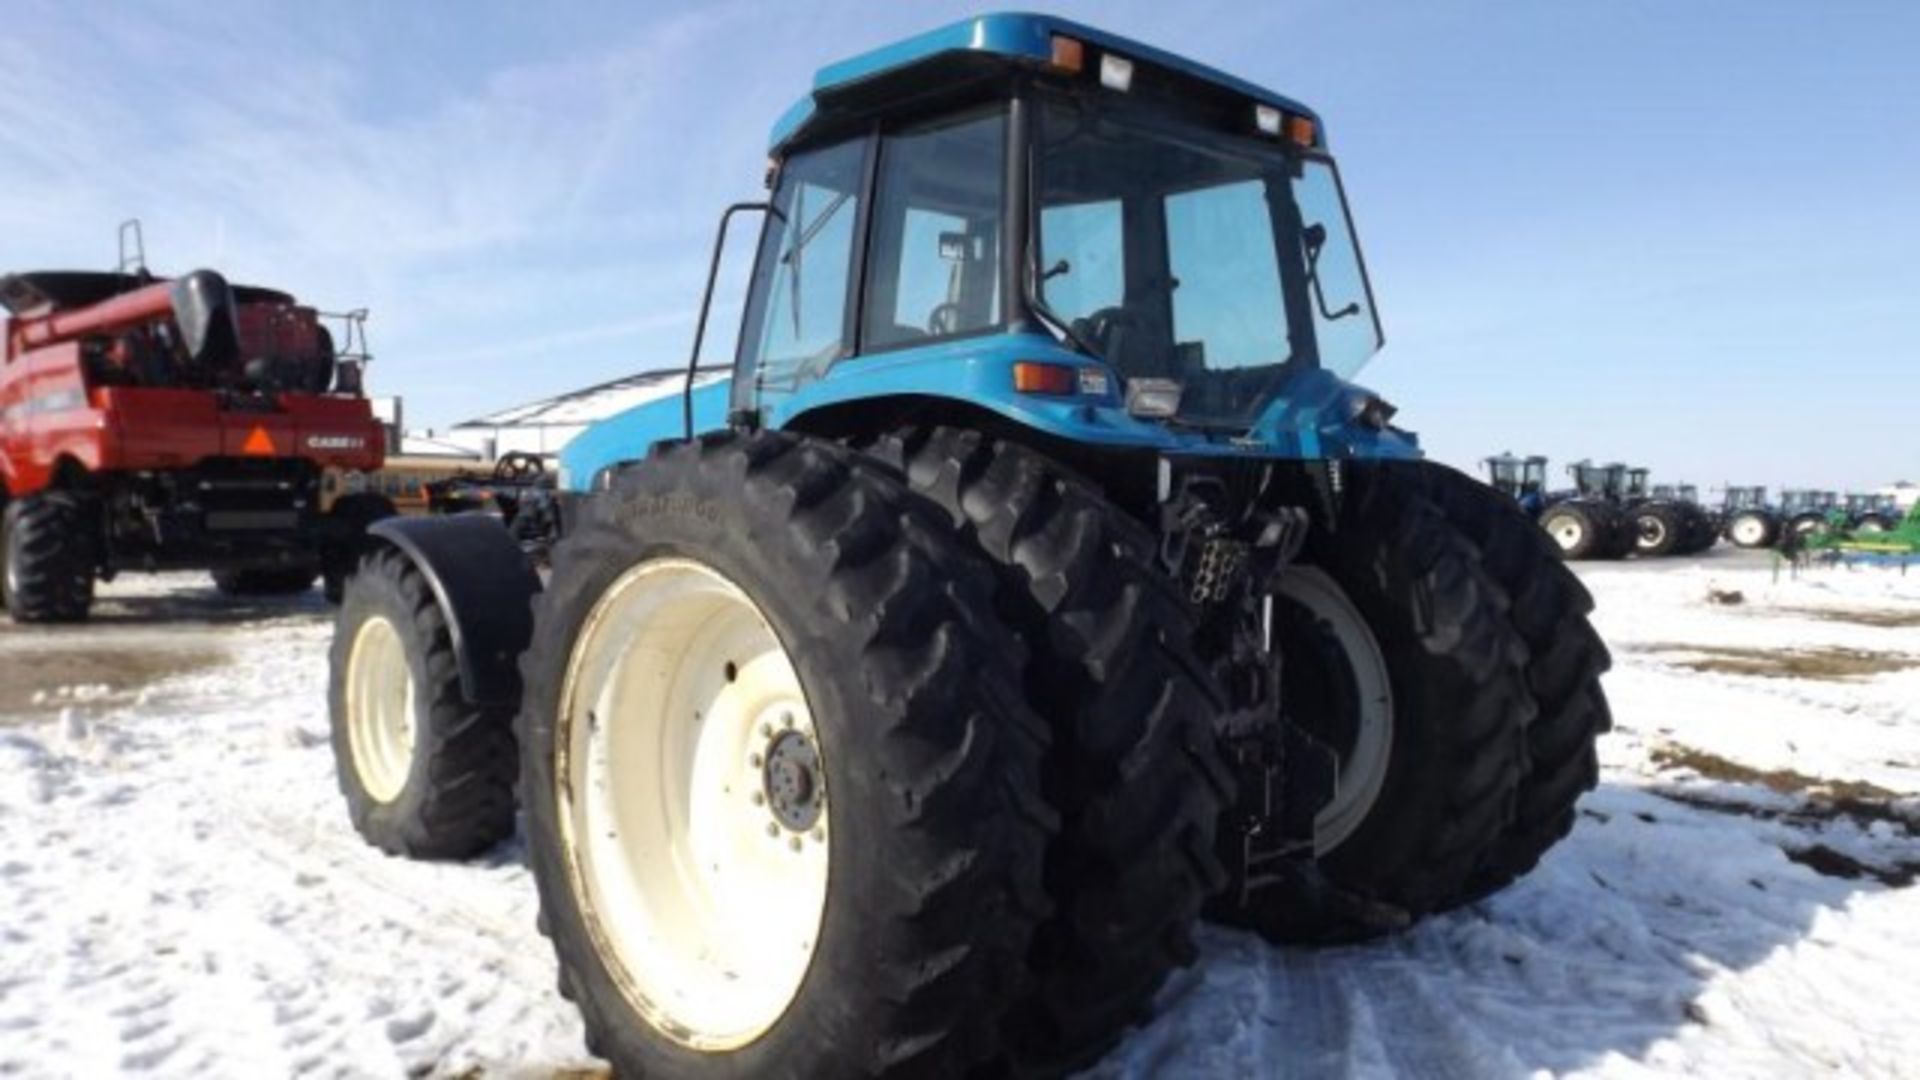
[493,451,546,483]
[926,303,963,336]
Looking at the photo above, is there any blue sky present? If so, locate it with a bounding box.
[3,1,1915,490]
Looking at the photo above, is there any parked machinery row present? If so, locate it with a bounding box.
[1483,454,1716,560]
[1716,488,1903,550]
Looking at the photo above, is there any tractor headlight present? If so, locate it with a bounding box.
[1125,377,1184,419]
[591,466,617,493]
[1342,387,1398,430]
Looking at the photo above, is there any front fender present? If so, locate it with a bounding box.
[365,515,540,706]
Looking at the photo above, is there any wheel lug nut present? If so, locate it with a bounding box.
[761,723,774,738]
[748,753,762,768]
[782,712,795,729]
[766,823,780,838]
[812,828,825,843]
[789,837,803,853]
[751,792,765,806]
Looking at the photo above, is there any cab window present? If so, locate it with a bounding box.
[861,110,1005,350]
[735,137,868,395]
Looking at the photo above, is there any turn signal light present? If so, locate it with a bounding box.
[1013,361,1077,396]
[1049,35,1085,74]
[1287,114,1317,148]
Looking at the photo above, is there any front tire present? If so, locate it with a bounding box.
[327,547,519,858]
[3,493,94,623]
[1228,462,1532,941]
[1424,465,1614,900]
[519,432,1052,1078]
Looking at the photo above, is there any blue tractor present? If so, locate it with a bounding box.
[325,15,1611,1076]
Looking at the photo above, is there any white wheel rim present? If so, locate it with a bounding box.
[1548,514,1585,551]
[557,557,827,1052]
[1732,517,1764,546]
[345,615,417,803]
[1638,516,1667,548]
[1859,521,1885,534]
[1277,567,1395,856]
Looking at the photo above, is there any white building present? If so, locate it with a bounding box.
[406,367,727,462]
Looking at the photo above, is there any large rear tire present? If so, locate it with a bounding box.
[2,493,94,624]
[327,547,518,858]
[518,432,1053,1078]
[1423,465,1614,899]
[1225,462,1532,942]
[865,426,1231,1073]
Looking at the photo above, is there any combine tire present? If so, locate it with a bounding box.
[2,493,94,623]
[1423,465,1613,900]
[212,567,318,596]
[1539,503,1602,559]
[1226,461,1531,941]
[518,432,1052,1078]
[327,547,518,858]
[1727,510,1776,549]
[322,494,399,603]
[1788,513,1825,538]
[865,426,1230,1072]
[1632,505,1683,557]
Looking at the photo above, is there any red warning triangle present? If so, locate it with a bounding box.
[241,426,277,456]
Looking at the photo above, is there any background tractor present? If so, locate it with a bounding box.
[1486,452,1629,560]
[324,16,1612,1076]
[1780,489,1840,538]
[0,225,392,621]
[1842,492,1901,534]
[1640,475,1717,554]
[1532,458,1635,560]
[1613,465,1709,557]
[1720,485,1780,549]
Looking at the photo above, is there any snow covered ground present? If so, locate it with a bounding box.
[1,550,1916,1079]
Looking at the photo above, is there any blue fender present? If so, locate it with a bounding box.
[365,515,541,706]
[557,335,1422,494]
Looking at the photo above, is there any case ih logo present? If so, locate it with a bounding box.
[307,434,367,451]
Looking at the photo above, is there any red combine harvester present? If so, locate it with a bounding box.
[1,233,392,623]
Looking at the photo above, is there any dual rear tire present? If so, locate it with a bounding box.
[325,433,1610,1075]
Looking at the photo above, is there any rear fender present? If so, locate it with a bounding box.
[365,515,540,707]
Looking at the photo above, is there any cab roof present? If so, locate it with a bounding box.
[769,11,1322,153]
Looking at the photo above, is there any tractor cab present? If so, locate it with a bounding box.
[1624,466,1651,501]
[710,14,1394,464]
[1723,485,1766,511]
[1483,452,1525,497]
[1676,484,1699,505]
[1522,455,1547,493]
[1569,460,1611,499]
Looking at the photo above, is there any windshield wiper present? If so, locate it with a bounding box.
[783,189,853,335]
